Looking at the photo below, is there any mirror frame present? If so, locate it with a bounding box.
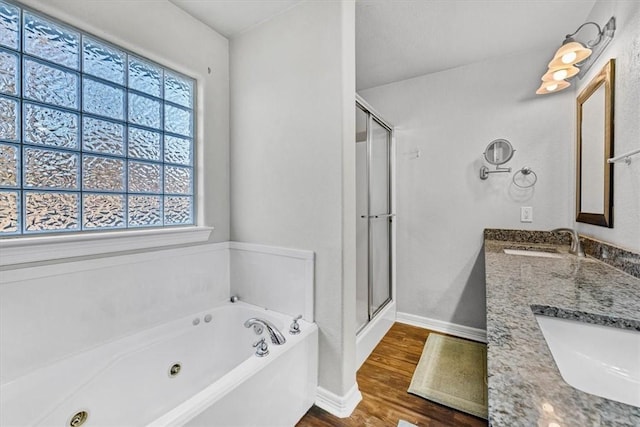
[576,58,615,228]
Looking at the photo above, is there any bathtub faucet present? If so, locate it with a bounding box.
[244,318,287,345]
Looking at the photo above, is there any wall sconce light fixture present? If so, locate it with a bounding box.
[536,17,616,95]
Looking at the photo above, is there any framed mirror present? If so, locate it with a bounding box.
[576,59,614,227]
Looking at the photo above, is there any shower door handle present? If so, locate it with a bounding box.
[360,214,395,219]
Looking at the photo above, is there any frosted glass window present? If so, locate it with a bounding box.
[23,147,79,190]
[0,143,19,187]
[82,155,125,192]
[165,71,193,108]
[24,191,79,232]
[1,2,195,236]
[165,196,192,225]
[128,56,161,97]
[0,95,19,142]
[83,193,125,229]
[24,58,78,109]
[0,1,20,50]
[164,165,192,195]
[164,135,192,166]
[24,102,79,149]
[129,93,161,129]
[128,195,162,227]
[82,36,125,85]
[0,48,19,96]
[128,126,161,161]
[82,117,124,156]
[129,161,162,194]
[83,77,124,120]
[165,103,192,137]
[23,11,79,69]
[0,190,19,234]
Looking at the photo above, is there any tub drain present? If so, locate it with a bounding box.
[169,363,181,377]
[69,410,88,427]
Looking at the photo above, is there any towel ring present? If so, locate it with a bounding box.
[513,167,537,188]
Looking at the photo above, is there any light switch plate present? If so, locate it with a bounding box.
[521,206,533,222]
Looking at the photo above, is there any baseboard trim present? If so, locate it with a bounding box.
[315,383,362,418]
[396,312,487,343]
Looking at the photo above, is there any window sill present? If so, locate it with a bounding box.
[0,226,214,267]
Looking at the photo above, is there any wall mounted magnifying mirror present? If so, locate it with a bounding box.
[480,139,515,179]
[576,59,614,227]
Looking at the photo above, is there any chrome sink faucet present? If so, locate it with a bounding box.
[244,318,287,345]
[551,228,585,257]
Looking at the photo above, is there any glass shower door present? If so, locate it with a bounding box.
[369,118,392,317]
[356,105,369,331]
[356,101,392,333]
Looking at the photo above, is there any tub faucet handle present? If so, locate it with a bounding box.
[253,337,269,357]
[289,315,303,335]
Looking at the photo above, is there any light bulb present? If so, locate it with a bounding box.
[536,79,570,95]
[561,51,577,64]
[553,69,568,80]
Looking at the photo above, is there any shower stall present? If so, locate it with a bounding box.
[355,95,395,366]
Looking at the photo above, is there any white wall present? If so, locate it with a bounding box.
[0,244,230,383]
[574,0,640,252]
[230,0,358,398]
[17,0,231,241]
[359,48,574,330]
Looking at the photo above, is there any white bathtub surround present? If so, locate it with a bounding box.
[1,240,317,425]
[396,312,487,343]
[1,303,318,427]
[0,241,315,383]
[356,301,396,369]
[177,318,317,427]
[315,383,363,419]
[229,242,315,321]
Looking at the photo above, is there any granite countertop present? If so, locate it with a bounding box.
[484,233,640,427]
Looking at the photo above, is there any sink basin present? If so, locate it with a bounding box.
[535,314,640,407]
[503,248,563,258]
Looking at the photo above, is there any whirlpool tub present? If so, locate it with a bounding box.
[0,302,318,426]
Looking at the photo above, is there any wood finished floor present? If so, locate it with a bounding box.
[296,323,488,427]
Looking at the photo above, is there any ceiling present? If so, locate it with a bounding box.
[169,0,598,91]
[356,0,597,90]
[168,0,302,38]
